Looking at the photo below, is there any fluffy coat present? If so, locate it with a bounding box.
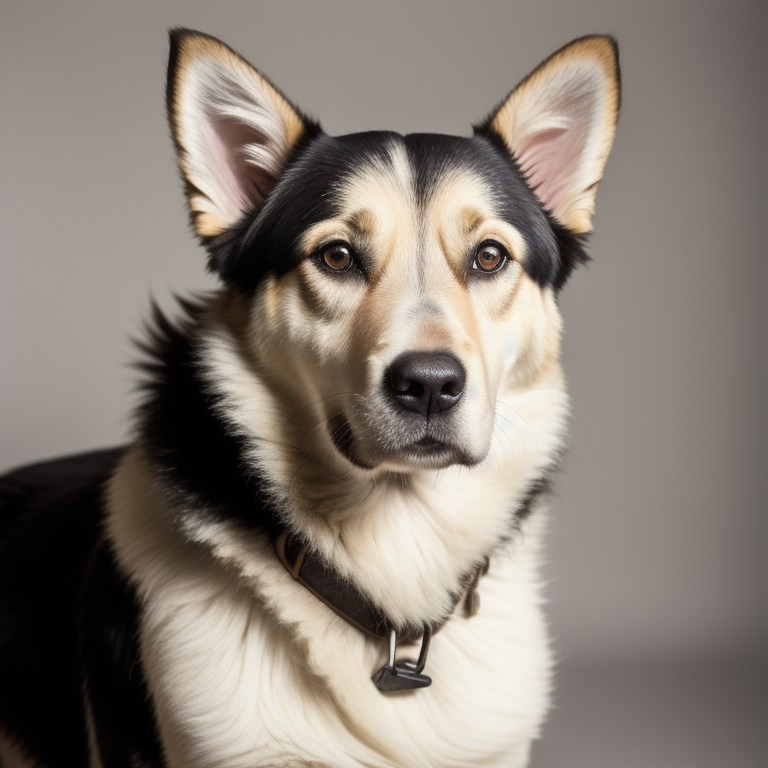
[0,30,620,768]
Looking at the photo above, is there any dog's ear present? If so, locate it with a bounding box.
[479,36,620,234]
[167,29,314,239]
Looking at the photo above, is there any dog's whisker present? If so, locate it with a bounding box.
[276,384,314,405]
[287,458,315,503]
[494,409,534,457]
[489,433,508,475]
[282,391,356,430]
[300,404,357,459]
[493,412,523,459]
[494,401,540,452]
[327,417,355,481]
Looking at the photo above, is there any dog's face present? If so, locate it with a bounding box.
[167,31,619,474]
[243,132,568,472]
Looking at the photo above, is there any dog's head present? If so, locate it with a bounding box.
[167,30,619,475]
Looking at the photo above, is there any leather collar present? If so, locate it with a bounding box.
[275,530,488,644]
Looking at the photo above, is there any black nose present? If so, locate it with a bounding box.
[387,352,467,416]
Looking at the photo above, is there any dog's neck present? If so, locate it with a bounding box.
[274,528,489,644]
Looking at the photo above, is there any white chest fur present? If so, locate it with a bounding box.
[107,450,552,768]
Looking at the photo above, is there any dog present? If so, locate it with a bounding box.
[0,29,620,768]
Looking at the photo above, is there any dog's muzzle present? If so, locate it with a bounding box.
[328,352,475,469]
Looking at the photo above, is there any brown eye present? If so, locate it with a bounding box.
[321,243,354,271]
[473,242,508,273]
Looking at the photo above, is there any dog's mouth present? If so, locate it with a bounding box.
[328,414,474,470]
[409,436,451,455]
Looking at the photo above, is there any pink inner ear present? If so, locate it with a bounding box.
[205,118,278,222]
[515,87,596,215]
[518,122,587,214]
[518,127,580,212]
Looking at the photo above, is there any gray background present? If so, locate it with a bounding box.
[1,1,765,766]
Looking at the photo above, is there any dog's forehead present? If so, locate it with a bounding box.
[226,130,560,288]
[294,131,542,216]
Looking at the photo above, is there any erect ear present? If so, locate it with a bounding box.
[167,29,313,239]
[480,36,620,234]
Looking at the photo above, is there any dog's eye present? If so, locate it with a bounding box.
[321,243,354,272]
[473,242,508,274]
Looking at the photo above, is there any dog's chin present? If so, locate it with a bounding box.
[393,437,475,470]
[328,415,481,472]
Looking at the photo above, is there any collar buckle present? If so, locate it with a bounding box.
[371,626,433,692]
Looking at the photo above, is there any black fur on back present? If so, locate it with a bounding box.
[0,449,164,767]
[80,537,165,767]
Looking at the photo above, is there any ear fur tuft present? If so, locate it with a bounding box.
[166,29,317,240]
[477,36,620,234]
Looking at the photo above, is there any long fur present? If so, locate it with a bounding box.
[0,30,620,768]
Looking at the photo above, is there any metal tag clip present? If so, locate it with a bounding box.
[371,626,433,692]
